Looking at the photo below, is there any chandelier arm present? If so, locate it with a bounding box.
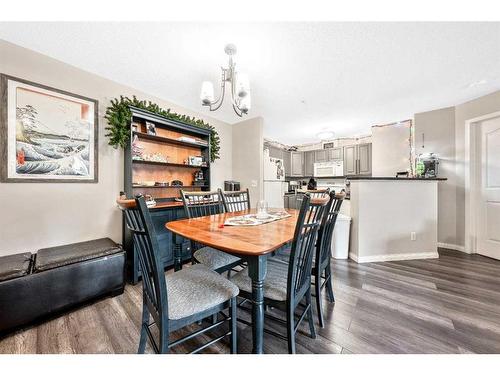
[210,69,227,111]
[232,103,243,117]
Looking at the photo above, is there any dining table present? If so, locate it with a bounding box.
[166,208,299,354]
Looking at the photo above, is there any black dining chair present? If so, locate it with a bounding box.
[230,194,329,353]
[117,195,239,354]
[180,190,244,273]
[220,188,251,212]
[312,191,344,327]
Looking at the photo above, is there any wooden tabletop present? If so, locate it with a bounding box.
[166,209,299,256]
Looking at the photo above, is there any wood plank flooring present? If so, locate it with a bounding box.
[1,248,500,354]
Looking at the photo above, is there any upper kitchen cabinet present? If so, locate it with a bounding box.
[328,147,343,160]
[268,146,283,159]
[304,151,315,176]
[344,143,372,176]
[357,143,372,175]
[283,150,291,177]
[290,152,304,177]
[314,149,328,163]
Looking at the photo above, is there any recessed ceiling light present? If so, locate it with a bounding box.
[317,131,335,140]
[467,79,487,88]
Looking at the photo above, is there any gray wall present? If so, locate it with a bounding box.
[0,40,233,256]
[454,90,500,247]
[232,117,264,207]
[414,107,456,246]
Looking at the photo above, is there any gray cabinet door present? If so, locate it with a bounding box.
[328,147,343,160]
[290,152,304,177]
[344,145,357,175]
[268,146,282,159]
[315,149,328,163]
[283,195,289,209]
[287,195,294,209]
[283,150,291,177]
[304,151,315,176]
[358,143,372,175]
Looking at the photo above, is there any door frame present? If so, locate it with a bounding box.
[464,111,500,254]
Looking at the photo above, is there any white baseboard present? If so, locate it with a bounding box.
[437,242,470,253]
[348,251,439,263]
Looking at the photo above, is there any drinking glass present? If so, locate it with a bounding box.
[256,200,269,219]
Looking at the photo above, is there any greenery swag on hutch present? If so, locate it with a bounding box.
[105,96,221,162]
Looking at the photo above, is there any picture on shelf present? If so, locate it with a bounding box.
[1,75,98,182]
[146,121,156,135]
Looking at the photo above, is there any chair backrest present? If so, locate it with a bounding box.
[117,196,168,326]
[316,191,345,269]
[287,194,329,304]
[180,190,224,219]
[220,188,251,212]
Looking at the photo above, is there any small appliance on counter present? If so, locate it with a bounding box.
[288,180,300,193]
[224,180,241,191]
[416,153,440,178]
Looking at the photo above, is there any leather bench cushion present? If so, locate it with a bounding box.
[35,238,122,272]
[0,252,32,282]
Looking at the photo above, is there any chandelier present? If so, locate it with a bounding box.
[200,44,251,117]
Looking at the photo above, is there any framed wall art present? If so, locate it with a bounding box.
[0,74,98,183]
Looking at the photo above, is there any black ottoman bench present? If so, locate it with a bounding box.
[0,238,125,335]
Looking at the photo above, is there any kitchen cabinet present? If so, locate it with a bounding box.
[304,151,315,176]
[327,147,343,160]
[268,146,282,159]
[290,152,304,177]
[283,150,291,177]
[358,143,372,175]
[285,194,299,209]
[344,143,372,176]
[314,149,328,163]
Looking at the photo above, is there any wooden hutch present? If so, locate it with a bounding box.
[123,106,212,283]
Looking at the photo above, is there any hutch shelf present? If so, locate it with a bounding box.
[123,106,212,283]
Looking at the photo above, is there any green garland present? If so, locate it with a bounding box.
[104,95,220,162]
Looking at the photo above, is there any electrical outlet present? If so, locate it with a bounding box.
[411,232,417,241]
[251,180,258,187]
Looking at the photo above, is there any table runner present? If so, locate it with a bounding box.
[224,211,291,226]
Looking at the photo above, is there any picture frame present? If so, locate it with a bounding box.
[146,121,156,135]
[0,74,99,183]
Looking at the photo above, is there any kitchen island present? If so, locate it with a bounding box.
[347,177,446,263]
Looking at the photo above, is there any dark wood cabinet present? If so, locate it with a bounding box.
[123,106,211,284]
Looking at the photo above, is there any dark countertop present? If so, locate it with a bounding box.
[347,176,447,181]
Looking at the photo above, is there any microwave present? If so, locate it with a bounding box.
[314,161,344,177]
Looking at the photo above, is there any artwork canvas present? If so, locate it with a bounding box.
[0,75,98,182]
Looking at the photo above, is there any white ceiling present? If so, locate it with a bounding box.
[1,22,499,145]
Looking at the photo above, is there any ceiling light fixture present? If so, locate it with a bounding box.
[200,44,251,117]
[317,130,335,140]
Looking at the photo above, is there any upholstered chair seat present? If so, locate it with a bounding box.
[193,247,242,273]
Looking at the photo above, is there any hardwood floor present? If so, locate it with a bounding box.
[1,248,500,354]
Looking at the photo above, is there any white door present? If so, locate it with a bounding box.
[477,116,500,259]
